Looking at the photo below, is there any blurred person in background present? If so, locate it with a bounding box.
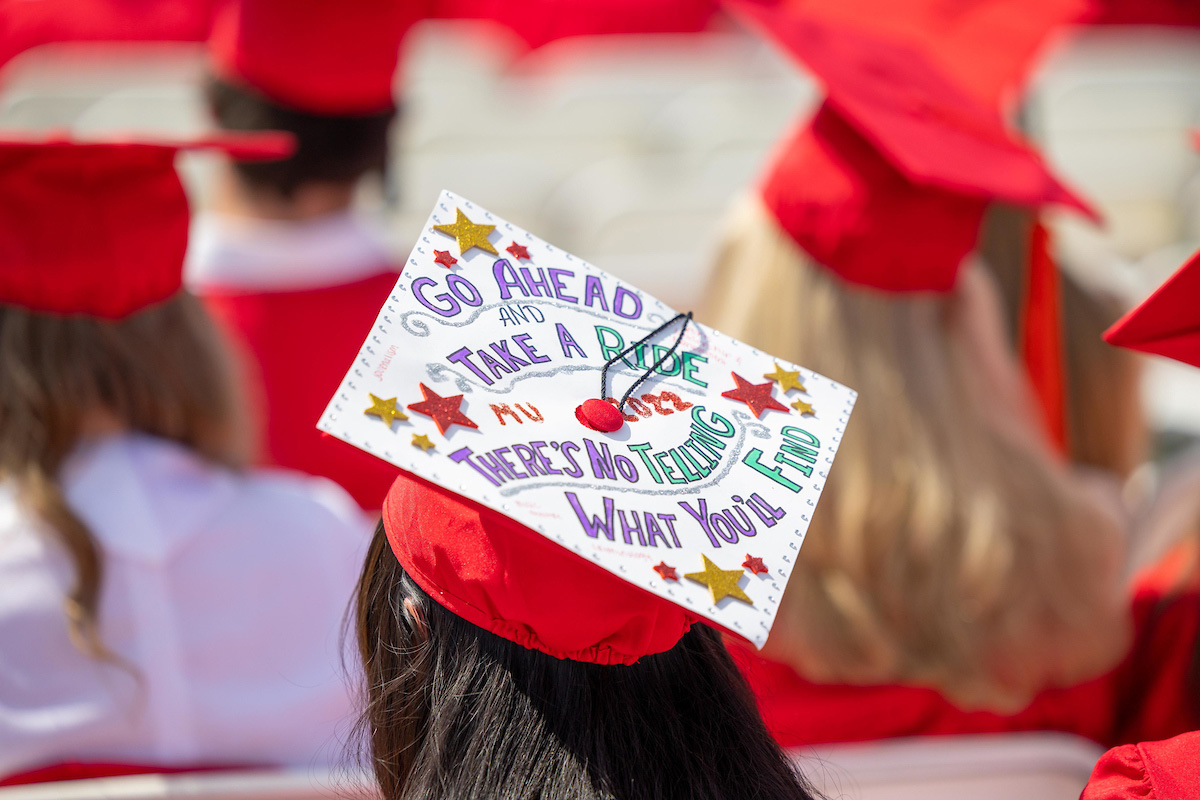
[1080,248,1200,800]
[186,0,720,512]
[185,0,406,511]
[703,1,1139,746]
[0,136,370,781]
[351,473,822,800]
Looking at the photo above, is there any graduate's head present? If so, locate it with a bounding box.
[352,474,817,800]
[701,6,1127,708]
[204,0,404,209]
[0,134,288,656]
[705,195,1128,708]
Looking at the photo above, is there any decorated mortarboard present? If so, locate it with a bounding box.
[1104,248,1200,369]
[320,191,856,662]
[0,131,294,319]
[208,0,409,115]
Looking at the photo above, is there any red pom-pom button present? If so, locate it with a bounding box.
[576,398,624,432]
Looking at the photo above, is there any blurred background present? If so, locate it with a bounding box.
[1,15,1197,434]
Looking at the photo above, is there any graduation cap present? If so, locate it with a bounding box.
[728,0,1095,292]
[765,0,1086,106]
[208,0,410,115]
[1104,249,1200,369]
[0,132,293,319]
[320,191,857,660]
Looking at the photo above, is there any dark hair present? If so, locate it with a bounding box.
[353,521,820,800]
[204,76,395,199]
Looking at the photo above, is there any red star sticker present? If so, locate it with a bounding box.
[653,562,678,581]
[742,555,768,575]
[721,372,789,418]
[506,241,530,260]
[406,383,478,435]
[433,249,458,268]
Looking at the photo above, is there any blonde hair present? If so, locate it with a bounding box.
[702,198,1129,709]
[0,292,248,658]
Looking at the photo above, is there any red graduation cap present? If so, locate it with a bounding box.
[1104,249,1200,369]
[768,0,1086,106]
[729,0,1095,292]
[0,131,293,319]
[762,106,988,293]
[208,0,410,115]
[731,0,1093,218]
[383,472,696,665]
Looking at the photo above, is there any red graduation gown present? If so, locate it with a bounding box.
[201,274,401,510]
[733,583,1200,749]
[1082,732,1200,800]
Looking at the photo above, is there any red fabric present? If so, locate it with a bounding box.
[1085,0,1200,27]
[768,0,1087,106]
[1105,248,1200,369]
[433,0,716,48]
[732,642,1116,746]
[382,471,697,665]
[1110,578,1200,745]
[207,0,413,114]
[762,107,987,293]
[1022,222,1068,453]
[0,133,290,319]
[734,586,1200,749]
[1082,733,1200,800]
[200,273,400,510]
[0,0,215,69]
[0,0,716,74]
[0,762,248,786]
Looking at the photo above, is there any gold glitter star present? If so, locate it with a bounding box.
[432,208,497,256]
[685,554,753,605]
[364,394,407,427]
[411,433,436,451]
[791,399,815,416]
[763,363,806,394]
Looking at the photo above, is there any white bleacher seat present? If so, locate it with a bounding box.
[0,769,380,800]
[794,732,1104,800]
[0,734,1102,799]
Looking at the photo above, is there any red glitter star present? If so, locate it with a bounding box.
[433,249,458,268]
[653,562,678,581]
[720,372,789,418]
[506,241,530,260]
[406,383,478,435]
[742,555,768,575]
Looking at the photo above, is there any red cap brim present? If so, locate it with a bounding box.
[0,130,296,161]
[1105,249,1200,369]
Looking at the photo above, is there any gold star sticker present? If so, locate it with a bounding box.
[432,208,497,256]
[685,554,753,605]
[364,393,407,427]
[411,433,435,451]
[763,363,806,394]
[791,399,815,416]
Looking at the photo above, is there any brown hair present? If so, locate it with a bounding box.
[352,523,820,800]
[700,198,1130,710]
[0,292,247,657]
[1060,273,1147,479]
[976,204,1147,479]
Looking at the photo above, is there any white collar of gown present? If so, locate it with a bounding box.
[185,210,396,293]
